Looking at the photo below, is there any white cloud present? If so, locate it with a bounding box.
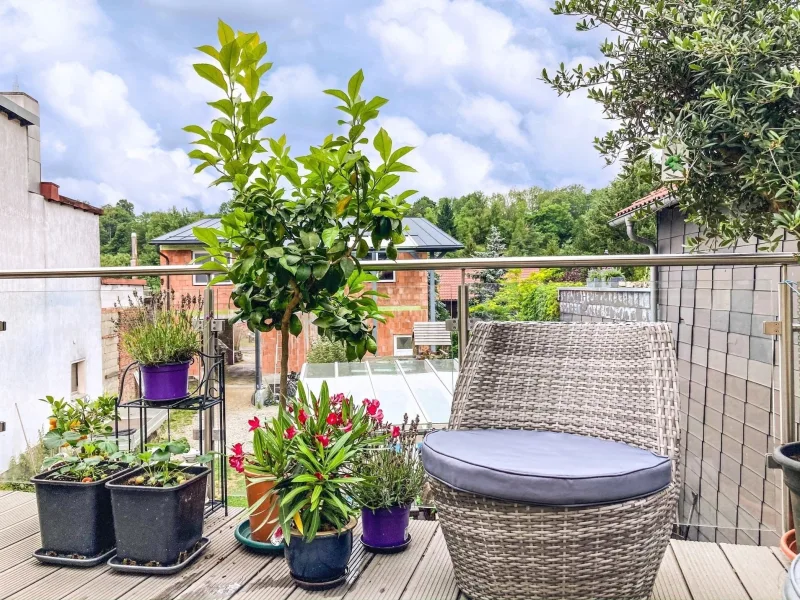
[42,62,226,212]
[366,0,555,102]
[375,116,510,199]
[0,0,114,75]
[264,65,336,111]
[458,94,527,148]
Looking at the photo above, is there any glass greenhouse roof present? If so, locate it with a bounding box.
[300,358,459,428]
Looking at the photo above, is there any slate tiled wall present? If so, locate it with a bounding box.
[657,205,800,546]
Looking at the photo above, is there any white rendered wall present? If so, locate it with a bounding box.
[0,95,102,475]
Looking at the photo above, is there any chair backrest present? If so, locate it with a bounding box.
[450,321,680,459]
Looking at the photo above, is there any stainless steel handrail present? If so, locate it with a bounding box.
[0,252,796,279]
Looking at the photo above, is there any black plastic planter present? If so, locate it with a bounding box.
[285,518,356,587]
[31,463,132,557]
[106,465,210,565]
[775,443,800,530]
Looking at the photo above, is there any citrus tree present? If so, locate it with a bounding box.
[184,21,415,402]
[544,0,800,248]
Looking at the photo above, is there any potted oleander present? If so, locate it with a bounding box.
[228,409,292,546]
[105,438,213,566]
[353,414,424,553]
[278,382,381,589]
[31,394,134,562]
[120,293,201,402]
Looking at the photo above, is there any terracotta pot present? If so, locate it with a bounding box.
[245,472,279,543]
[782,529,797,561]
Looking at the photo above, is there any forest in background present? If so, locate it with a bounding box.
[99,161,658,270]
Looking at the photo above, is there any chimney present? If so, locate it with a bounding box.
[131,232,139,267]
[1,92,41,194]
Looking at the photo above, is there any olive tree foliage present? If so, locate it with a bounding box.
[544,0,800,249]
[184,21,415,401]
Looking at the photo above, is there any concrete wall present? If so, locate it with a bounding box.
[559,287,652,322]
[0,94,103,475]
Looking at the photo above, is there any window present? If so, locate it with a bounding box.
[372,251,396,283]
[71,361,85,397]
[394,334,413,357]
[193,251,232,285]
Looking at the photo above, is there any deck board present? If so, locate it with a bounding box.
[342,521,438,600]
[720,543,787,600]
[399,529,459,600]
[671,539,750,600]
[0,493,792,600]
[650,545,692,600]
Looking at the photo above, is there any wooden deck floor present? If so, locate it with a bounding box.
[0,490,790,600]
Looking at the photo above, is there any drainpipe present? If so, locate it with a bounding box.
[625,216,658,321]
[130,232,139,267]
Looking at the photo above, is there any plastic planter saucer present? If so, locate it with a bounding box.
[34,547,116,567]
[360,533,412,555]
[234,521,284,554]
[107,538,209,575]
[290,571,348,591]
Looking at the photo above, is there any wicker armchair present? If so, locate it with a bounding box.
[429,321,680,600]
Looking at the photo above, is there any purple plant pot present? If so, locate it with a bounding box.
[361,505,410,549]
[141,361,191,401]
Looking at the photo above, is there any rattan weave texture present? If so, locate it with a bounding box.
[431,321,680,600]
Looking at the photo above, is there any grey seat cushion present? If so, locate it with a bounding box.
[422,429,671,507]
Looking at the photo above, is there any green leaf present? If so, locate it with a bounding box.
[193,63,228,92]
[388,146,414,164]
[347,69,365,101]
[208,99,234,118]
[243,67,259,100]
[341,257,355,279]
[196,45,220,60]
[193,227,221,248]
[289,313,303,335]
[183,125,208,138]
[373,128,392,163]
[324,89,350,105]
[300,231,321,249]
[217,19,236,45]
[295,264,311,282]
[312,262,329,279]
[265,247,285,258]
[321,227,339,248]
[219,41,240,76]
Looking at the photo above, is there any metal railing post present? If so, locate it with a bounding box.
[458,281,469,362]
[202,286,215,499]
[779,265,796,533]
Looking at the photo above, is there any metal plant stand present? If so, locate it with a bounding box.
[115,351,228,516]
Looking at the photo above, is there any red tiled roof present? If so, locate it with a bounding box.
[437,267,540,301]
[101,278,148,286]
[614,187,671,218]
[40,182,104,215]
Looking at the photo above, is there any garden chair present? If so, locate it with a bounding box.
[422,321,679,600]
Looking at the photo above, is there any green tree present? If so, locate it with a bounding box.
[186,21,415,401]
[544,0,800,248]
[472,225,507,304]
[407,196,436,221]
[436,197,455,236]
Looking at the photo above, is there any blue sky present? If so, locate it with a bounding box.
[0,0,615,213]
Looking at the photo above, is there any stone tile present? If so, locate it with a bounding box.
[742,445,766,478]
[706,407,723,432]
[765,481,779,510]
[679,377,690,397]
[727,332,750,358]
[744,424,768,454]
[728,311,752,335]
[680,287,696,307]
[712,289,731,310]
[687,432,703,458]
[695,288,712,309]
[706,387,723,412]
[691,363,707,386]
[748,359,773,387]
[745,403,770,434]
[725,395,745,422]
[746,381,772,411]
[751,314,773,339]
[679,306,694,325]
[678,359,691,380]
[739,488,763,523]
[720,452,741,484]
[740,466,764,501]
[707,368,725,393]
[723,418,744,447]
[718,473,739,506]
[678,342,691,362]
[694,308,711,328]
[731,289,754,313]
[710,310,729,332]
[726,354,748,379]
[749,336,773,364]
[688,397,705,422]
[755,266,780,289]
[688,415,704,440]
[704,424,722,450]
[707,349,726,373]
[709,329,727,352]
[678,323,692,343]
[726,375,746,401]
[693,326,709,348]
[691,345,708,367]
[667,287,679,306]
[665,305,679,323]
[753,290,777,316]
[701,461,720,489]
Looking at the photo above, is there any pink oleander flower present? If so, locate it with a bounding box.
[326,412,341,426]
[315,434,330,448]
[298,408,308,425]
[229,455,244,473]
[248,416,261,432]
[285,426,297,440]
[392,426,401,438]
